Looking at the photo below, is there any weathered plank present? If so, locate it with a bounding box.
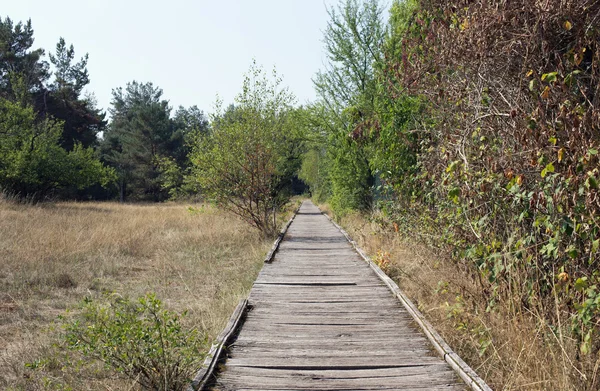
[216,374,463,389]
[219,365,455,379]
[216,387,464,391]
[209,201,468,391]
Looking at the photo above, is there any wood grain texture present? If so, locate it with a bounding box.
[211,201,467,391]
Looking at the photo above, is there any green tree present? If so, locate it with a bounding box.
[296,104,333,203]
[314,0,385,115]
[0,93,114,199]
[312,0,386,214]
[102,82,175,201]
[155,105,210,199]
[0,16,49,100]
[45,37,106,151]
[299,148,330,202]
[0,19,105,152]
[189,62,301,237]
[367,0,422,199]
[171,105,209,166]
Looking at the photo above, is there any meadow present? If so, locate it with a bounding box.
[0,199,270,390]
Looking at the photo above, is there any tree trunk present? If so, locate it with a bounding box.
[119,179,125,203]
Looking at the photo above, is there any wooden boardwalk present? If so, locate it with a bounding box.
[212,201,466,391]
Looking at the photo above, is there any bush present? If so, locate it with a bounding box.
[189,61,303,237]
[61,293,205,391]
[0,97,115,200]
[372,0,600,379]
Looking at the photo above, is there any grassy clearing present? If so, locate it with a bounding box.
[0,200,273,390]
[325,206,594,391]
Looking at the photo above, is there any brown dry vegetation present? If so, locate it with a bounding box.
[0,199,272,390]
[327,207,598,391]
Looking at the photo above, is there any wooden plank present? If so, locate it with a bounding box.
[232,337,430,344]
[215,386,464,391]
[231,340,431,349]
[228,349,436,359]
[219,364,455,379]
[249,285,391,291]
[216,375,463,389]
[225,356,444,368]
[215,387,464,391]
[244,315,413,324]
[247,305,407,312]
[248,299,401,304]
[240,323,417,331]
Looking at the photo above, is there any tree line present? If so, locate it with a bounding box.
[0,16,210,202]
[0,15,306,236]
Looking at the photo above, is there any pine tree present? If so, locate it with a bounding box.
[102,82,176,201]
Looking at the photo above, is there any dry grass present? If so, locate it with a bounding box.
[327,208,595,391]
[0,200,273,390]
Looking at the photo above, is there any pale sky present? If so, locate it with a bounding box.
[3,0,347,116]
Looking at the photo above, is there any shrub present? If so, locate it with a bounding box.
[61,293,205,391]
[373,0,600,378]
[189,61,303,237]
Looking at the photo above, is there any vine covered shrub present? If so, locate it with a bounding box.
[62,293,205,391]
[376,0,600,379]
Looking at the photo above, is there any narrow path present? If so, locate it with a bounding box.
[213,201,465,390]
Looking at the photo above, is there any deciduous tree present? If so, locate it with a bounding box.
[311,0,386,214]
[189,62,301,237]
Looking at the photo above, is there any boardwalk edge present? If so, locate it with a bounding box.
[186,298,248,391]
[322,210,494,391]
[264,204,301,263]
[187,205,300,391]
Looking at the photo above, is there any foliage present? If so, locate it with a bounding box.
[373,249,391,272]
[0,17,106,151]
[363,0,600,383]
[45,37,106,151]
[102,82,200,202]
[296,105,332,203]
[0,97,114,199]
[0,17,112,200]
[61,293,205,391]
[314,0,384,114]
[157,156,186,200]
[310,0,388,214]
[299,148,330,202]
[0,16,49,100]
[189,62,302,236]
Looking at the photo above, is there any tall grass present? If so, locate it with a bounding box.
[330,208,597,391]
[0,200,270,390]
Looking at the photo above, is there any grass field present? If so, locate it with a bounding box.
[0,200,272,390]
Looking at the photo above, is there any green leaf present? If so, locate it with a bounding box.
[586,174,598,189]
[592,239,599,253]
[541,162,555,178]
[448,187,460,198]
[566,246,578,259]
[581,330,592,355]
[575,277,589,292]
[541,72,558,83]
